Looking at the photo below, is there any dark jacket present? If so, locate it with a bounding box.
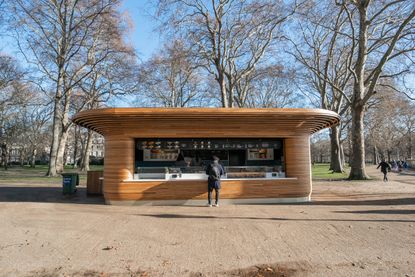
[377,161,391,174]
[206,161,225,189]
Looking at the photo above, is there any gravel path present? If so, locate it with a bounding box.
[0,165,414,276]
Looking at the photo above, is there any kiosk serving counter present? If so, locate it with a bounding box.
[72,108,339,205]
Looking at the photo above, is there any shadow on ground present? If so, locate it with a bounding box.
[334,209,415,215]
[1,184,414,208]
[0,186,105,205]
[135,211,415,223]
[231,197,415,206]
[310,197,415,206]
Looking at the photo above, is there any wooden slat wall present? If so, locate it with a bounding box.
[103,137,135,197]
[86,171,104,195]
[105,178,307,201]
[285,137,311,197]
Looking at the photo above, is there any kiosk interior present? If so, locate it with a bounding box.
[135,138,284,180]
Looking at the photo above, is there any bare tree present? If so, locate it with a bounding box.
[137,40,205,107]
[311,132,331,164]
[339,0,415,179]
[26,107,51,167]
[156,0,301,107]
[0,55,23,92]
[365,93,399,161]
[392,96,415,160]
[79,48,136,172]
[291,0,415,178]
[55,6,136,173]
[9,0,133,176]
[288,2,354,173]
[0,55,25,170]
[364,90,415,165]
[8,101,51,168]
[244,65,299,108]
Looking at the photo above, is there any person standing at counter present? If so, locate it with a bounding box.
[206,156,225,207]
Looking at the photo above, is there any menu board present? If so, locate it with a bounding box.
[143,149,179,161]
[137,139,282,150]
[247,149,274,160]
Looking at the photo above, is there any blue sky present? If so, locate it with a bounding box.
[121,1,160,60]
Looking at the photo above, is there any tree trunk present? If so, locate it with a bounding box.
[217,73,228,107]
[347,126,352,165]
[56,89,72,173]
[56,130,69,173]
[340,143,345,167]
[80,130,93,172]
[348,2,370,180]
[373,146,379,165]
[1,143,8,170]
[348,103,370,179]
[329,125,344,172]
[78,134,85,169]
[72,126,79,169]
[20,150,24,167]
[228,78,234,108]
[46,82,63,176]
[31,148,36,168]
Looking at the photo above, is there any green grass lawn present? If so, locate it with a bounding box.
[1,163,347,182]
[312,163,349,180]
[0,165,103,183]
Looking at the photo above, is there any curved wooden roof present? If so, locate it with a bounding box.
[72,108,340,137]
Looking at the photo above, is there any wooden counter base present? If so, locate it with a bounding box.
[103,178,310,202]
[106,197,311,206]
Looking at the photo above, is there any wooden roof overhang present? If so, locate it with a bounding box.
[72,108,340,138]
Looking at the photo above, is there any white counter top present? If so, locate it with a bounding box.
[125,173,296,182]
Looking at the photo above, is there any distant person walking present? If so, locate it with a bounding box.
[377,159,391,182]
[206,156,225,207]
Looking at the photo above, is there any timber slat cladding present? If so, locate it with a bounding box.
[72,108,339,203]
[103,179,308,201]
[285,137,312,192]
[86,171,104,195]
[72,108,340,136]
[103,138,135,196]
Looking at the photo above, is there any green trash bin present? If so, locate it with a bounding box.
[62,173,79,194]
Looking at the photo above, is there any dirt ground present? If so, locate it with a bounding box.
[0,165,414,277]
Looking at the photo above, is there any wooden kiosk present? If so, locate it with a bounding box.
[72,108,339,205]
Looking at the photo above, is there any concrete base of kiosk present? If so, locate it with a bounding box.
[106,196,310,206]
